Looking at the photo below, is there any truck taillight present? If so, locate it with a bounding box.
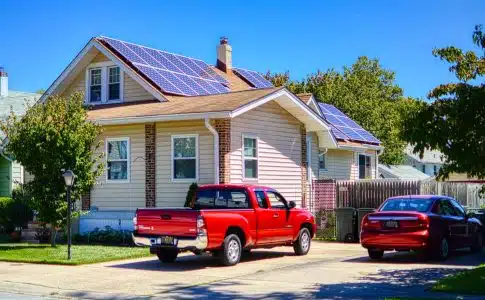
[197,216,207,236]
[133,216,138,231]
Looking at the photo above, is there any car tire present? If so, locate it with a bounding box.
[433,237,450,261]
[471,232,483,253]
[157,248,178,263]
[293,228,311,256]
[368,249,384,260]
[221,234,242,266]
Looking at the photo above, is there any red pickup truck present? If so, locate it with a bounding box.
[132,184,316,266]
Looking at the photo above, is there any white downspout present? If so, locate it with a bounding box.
[205,118,219,184]
[375,148,383,179]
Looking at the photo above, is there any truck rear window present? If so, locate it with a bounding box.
[194,189,250,209]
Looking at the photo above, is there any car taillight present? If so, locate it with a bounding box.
[362,215,380,230]
[418,214,429,229]
[197,215,207,236]
[133,215,138,231]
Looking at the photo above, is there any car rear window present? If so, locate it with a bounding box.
[380,198,433,212]
[194,189,250,209]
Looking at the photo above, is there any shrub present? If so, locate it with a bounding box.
[0,197,14,233]
[0,190,33,233]
[184,183,198,207]
[73,226,132,245]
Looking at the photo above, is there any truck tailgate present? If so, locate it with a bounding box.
[136,209,198,237]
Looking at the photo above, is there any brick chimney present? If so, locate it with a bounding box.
[0,67,7,97]
[216,37,232,73]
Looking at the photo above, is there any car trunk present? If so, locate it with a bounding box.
[135,208,198,237]
[364,211,429,232]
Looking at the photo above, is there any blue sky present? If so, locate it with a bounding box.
[1,0,483,98]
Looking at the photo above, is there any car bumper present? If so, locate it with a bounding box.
[132,233,208,250]
[360,230,429,251]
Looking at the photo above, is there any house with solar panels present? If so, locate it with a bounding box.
[39,36,382,232]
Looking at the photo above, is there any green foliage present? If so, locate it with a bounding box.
[404,25,485,179]
[266,57,421,164]
[73,226,132,245]
[0,92,104,245]
[185,182,198,207]
[0,188,33,233]
[433,264,485,295]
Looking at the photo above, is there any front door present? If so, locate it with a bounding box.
[255,190,292,244]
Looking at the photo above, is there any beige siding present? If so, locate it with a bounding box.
[309,132,320,181]
[156,120,215,207]
[318,149,354,180]
[60,52,153,102]
[91,124,146,211]
[230,101,303,206]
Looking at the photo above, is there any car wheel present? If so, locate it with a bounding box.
[221,234,242,266]
[293,228,312,256]
[471,232,483,253]
[434,237,450,261]
[368,249,384,260]
[157,248,178,263]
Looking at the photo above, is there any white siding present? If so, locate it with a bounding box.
[318,149,355,180]
[91,124,146,211]
[11,161,23,188]
[230,101,303,206]
[156,120,215,207]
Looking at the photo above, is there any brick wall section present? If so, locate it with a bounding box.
[145,123,156,207]
[81,192,91,211]
[214,119,231,184]
[300,124,308,208]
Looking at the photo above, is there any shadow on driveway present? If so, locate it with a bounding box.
[108,249,292,272]
[344,248,485,267]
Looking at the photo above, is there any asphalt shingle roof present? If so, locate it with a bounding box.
[0,90,41,139]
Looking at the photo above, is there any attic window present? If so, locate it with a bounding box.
[86,62,123,104]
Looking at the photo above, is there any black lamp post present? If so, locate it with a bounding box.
[62,170,75,260]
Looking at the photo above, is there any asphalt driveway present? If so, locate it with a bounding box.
[0,242,484,299]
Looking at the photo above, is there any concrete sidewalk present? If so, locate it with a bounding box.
[0,242,483,299]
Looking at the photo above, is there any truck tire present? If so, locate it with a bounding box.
[157,248,178,263]
[221,234,242,266]
[293,228,311,255]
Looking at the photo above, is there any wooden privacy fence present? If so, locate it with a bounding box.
[336,180,421,209]
[311,179,485,211]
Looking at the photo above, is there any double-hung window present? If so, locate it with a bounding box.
[358,154,371,179]
[172,135,198,181]
[86,63,123,104]
[243,135,258,179]
[106,138,130,182]
[318,152,326,170]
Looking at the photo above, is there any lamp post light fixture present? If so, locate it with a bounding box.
[62,169,75,260]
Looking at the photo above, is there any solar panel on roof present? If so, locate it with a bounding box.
[233,67,273,89]
[100,36,229,96]
[318,103,380,144]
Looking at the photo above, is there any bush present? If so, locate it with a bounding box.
[73,226,132,245]
[184,183,198,207]
[0,191,33,234]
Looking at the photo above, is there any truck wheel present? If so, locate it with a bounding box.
[293,228,311,255]
[368,249,384,260]
[157,248,178,263]
[221,234,242,266]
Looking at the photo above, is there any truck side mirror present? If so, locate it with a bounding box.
[288,201,296,209]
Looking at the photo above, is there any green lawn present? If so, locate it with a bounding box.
[432,264,485,295]
[0,244,152,265]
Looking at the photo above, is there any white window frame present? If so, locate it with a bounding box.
[85,61,124,104]
[242,134,259,181]
[318,152,327,171]
[105,137,130,183]
[358,153,372,179]
[171,134,199,183]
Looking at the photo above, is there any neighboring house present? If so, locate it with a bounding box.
[40,36,382,232]
[404,144,443,176]
[0,68,40,196]
[378,164,430,180]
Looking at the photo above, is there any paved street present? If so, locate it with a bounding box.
[0,242,484,299]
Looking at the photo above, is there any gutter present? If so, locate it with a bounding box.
[204,118,219,184]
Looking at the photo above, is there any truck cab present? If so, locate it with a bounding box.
[132,184,316,266]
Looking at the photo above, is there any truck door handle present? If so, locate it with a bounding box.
[273,213,279,218]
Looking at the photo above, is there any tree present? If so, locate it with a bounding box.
[35,89,46,95]
[0,92,104,246]
[404,25,485,179]
[266,57,419,164]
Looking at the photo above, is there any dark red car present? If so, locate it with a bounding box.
[360,195,483,260]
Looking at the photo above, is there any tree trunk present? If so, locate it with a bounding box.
[50,227,57,247]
